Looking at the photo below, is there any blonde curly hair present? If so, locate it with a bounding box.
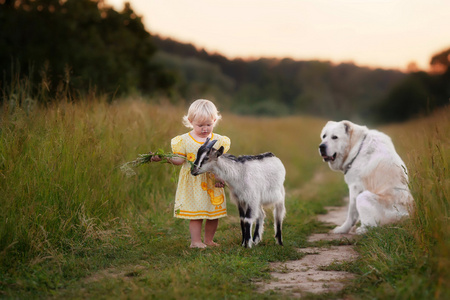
[182,99,222,128]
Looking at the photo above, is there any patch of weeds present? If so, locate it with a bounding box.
[318,260,355,272]
[307,237,356,248]
[301,291,341,300]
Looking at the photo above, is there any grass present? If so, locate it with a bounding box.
[0,96,448,299]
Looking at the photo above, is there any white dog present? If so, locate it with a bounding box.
[319,120,413,234]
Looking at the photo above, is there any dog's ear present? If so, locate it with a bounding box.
[342,121,352,135]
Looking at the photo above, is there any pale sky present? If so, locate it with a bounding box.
[107,0,450,71]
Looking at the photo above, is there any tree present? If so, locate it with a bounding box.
[430,47,450,74]
[0,0,174,103]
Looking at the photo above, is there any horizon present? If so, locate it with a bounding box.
[107,0,450,72]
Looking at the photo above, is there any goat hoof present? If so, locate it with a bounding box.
[242,240,253,248]
[275,237,283,246]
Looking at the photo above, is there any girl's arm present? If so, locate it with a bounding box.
[150,154,185,166]
[167,157,185,165]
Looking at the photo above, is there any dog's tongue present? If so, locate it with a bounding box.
[322,154,335,162]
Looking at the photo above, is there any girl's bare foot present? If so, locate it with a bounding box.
[205,241,220,247]
[190,242,207,249]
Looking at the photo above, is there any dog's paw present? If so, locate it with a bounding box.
[332,226,350,234]
[356,226,368,235]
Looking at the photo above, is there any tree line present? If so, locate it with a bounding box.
[1,0,449,123]
[374,50,450,122]
[153,36,450,122]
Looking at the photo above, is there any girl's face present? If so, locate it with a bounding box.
[190,117,215,139]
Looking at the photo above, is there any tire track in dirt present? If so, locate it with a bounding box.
[257,202,358,298]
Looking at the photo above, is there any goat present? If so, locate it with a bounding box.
[191,138,286,248]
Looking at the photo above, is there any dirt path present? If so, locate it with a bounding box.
[257,202,358,298]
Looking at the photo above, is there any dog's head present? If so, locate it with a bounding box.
[319,121,354,171]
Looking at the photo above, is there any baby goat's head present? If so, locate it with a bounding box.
[191,138,224,176]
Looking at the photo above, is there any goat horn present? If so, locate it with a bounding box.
[206,139,217,150]
[199,138,209,152]
[198,138,216,153]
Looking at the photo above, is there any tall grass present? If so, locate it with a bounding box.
[395,108,449,298]
[0,99,178,266]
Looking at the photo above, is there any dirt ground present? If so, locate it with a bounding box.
[257,203,358,298]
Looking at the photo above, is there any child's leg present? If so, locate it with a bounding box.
[189,219,206,248]
[204,219,219,246]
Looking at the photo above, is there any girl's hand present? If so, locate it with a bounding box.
[150,152,162,162]
[215,180,225,188]
[149,152,184,165]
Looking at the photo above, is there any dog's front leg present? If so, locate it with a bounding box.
[333,185,359,233]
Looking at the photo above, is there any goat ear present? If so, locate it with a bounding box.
[217,146,224,157]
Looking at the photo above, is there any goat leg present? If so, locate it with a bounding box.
[274,202,285,246]
[238,204,247,247]
[242,205,253,248]
[275,220,283,246]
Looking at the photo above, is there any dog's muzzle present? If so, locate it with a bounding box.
[319,144,336,162]
[319,144,327,156]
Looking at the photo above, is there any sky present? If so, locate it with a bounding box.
[107,0,450,71]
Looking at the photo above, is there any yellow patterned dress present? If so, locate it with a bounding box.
[171,132,231,220]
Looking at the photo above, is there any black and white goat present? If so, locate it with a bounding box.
[191,138,286,248]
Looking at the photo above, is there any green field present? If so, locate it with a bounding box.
[1,99,448,299]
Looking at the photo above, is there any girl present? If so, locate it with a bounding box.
[151,99,231,248]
